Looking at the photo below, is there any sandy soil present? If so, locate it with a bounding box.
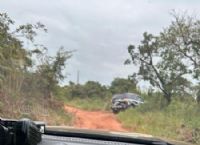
[64,105,127,132]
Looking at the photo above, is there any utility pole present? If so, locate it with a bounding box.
[77,70,80,85]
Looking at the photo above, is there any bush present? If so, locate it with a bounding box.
[117,96,200,144]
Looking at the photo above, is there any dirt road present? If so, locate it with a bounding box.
[64,105,127,132]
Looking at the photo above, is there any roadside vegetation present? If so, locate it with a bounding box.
[117,95,200,144]
[0,13,73,125]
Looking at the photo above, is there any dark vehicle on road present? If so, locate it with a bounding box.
[0,118,190,145]
[111,93,144,114]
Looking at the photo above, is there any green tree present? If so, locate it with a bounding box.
[0,12,46,95]
[110,78,137,94]
[84,81,108,98]
[160,12,200,80]
[125,32,190,105]
[37,47,72,98]
[66,81,109,98]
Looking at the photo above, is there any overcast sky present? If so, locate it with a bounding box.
[0,0,200,86]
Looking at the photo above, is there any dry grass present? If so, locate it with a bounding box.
[0,95,73,126]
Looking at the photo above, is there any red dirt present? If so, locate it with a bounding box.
[64,105,127,132]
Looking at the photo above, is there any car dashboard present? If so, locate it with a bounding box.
[39,135,142,145]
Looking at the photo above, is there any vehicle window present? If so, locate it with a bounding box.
[0,1,200,145]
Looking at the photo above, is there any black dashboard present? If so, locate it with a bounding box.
[39,135,142,145]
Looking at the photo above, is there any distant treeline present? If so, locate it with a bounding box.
[55,78,138,100]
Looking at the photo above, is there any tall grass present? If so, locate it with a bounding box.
[117,98,200,144]
[0,95,73,126]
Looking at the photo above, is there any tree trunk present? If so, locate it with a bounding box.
[163,93,172,106]
[196,90,200,104]
[197,96,200,104]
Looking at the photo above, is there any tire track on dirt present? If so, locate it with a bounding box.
[64,105,127,132]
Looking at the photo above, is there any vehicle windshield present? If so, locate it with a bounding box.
[0,1,200,145]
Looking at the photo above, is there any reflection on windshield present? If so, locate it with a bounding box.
[0,1,200,144]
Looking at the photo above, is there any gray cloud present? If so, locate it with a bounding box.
[0,0,200,85]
